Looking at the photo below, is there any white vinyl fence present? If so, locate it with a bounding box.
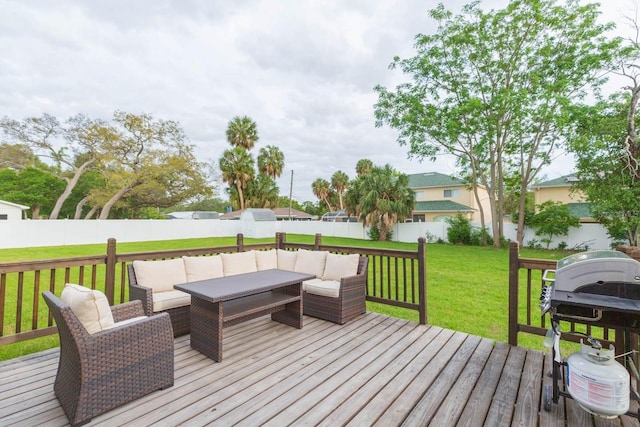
[0,218,615,250]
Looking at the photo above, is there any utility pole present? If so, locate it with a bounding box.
[288,170,293,221]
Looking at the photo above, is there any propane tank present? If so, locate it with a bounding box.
[566,339,630,418]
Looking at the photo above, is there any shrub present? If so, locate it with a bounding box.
[446,213,472,244]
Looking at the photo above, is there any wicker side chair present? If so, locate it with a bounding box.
[42,291,174,427]
[303,256,369,324]
[128,263,190,337]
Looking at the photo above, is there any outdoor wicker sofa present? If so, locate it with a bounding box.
[128,249,369,335]
[42,289,174,427]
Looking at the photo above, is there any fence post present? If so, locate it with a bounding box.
[237,233,244,252]
[314,233,322,250]
[508,241,520,346]
[105,238,116,305]
[417,237,427,325]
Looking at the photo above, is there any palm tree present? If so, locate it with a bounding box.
[225,116,259,150]
[257,145,285,179]
[355,158,373,176]
[346,164,415,241]
[331,170,349,210]
[244,174,279,208]
[312,178,333,211]
[219,147,255,210]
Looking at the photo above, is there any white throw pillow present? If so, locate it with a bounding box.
[294,249,329,278]
[322,253,360,281]
[183,255,224,282]
[221,251,258,276]
[277,249,297,271]
[60,283,115,334]
[255,249,278,271]
[132,258,187,293]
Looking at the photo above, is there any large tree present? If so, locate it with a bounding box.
[311,178,333,211]
[225,115,259,150]
[257,145,284,179]
[219,146,255,210]
[331,170,349,210]
[0,113,116,219]
[374,0,622,247]
[93,111,210,219]
[344,164,415,241]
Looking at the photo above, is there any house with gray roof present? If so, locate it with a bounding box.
[407,172,490,223]
[532,174,593,222]
[0,200,29,220]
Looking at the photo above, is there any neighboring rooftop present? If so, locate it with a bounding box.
[533,174,579,188]
[407,172,466,188]
[413,200,475,212]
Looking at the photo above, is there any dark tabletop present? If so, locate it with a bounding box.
[174,269,315,303]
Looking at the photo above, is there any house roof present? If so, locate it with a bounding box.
[407,172,466,189]
[0,200,29,210]
[220,207,312,220]
[533,174,579,188]
[413,200,474,212]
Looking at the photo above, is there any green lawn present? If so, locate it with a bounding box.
[0,235,568,360]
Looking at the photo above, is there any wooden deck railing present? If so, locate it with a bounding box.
[508,241,635,352]
[0,233,427,346]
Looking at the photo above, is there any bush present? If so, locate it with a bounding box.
[368,226,393,241]
[470,226,493,246]
[446,213,472,244]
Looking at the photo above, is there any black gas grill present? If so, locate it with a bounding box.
[540,250,640,419]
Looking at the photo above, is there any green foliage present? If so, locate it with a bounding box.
[367,225,393,241]
[225,115,259,150]
[373,0,625,247]
[345,164,415,241]
[219,146,255,210]
[446,213,472,245]
[530,201,580,249]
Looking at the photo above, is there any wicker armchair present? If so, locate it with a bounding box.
[303,256,369,324]
[128,263,190,337]
[42,291,174,427]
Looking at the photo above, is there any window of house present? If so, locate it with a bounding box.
[412,214,425,222]
[0,214,7,220]
[443,189,460,197]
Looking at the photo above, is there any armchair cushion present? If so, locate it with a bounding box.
[132,258,187,293]
[255,249,278,270]
[60,283,115,334]
[294,249,328,278]
[221,250,258,276]
[322,253,360,281]
[303,280,341,298]
[183,255,224,282]
[277,249,297,271]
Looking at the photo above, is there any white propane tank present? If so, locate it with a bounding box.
[566,339,630,418]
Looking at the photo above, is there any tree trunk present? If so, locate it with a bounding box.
[84,205,98,219]
[74,196,89,219]
[49,159,95,219]
[99,185,133,219]
[237,183,245,210]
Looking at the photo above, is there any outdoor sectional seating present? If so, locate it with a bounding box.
[128,248,369,335]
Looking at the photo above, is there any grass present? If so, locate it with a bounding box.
[0,235,569,361]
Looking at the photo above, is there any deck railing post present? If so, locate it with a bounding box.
[237,233,244,252]
[417,237,427,325]
[314,233,322,251]
[275,232,283,249]
[105,238,116,305]
[508,241,520,346]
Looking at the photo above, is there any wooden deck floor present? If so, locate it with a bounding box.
[0,312,638,426]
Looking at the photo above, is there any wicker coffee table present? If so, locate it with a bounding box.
[175,269,314,362]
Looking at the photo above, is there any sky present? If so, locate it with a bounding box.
[0,0,635,203]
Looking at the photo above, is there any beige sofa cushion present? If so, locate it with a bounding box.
[294,249,328,278]
[152,290,191,312]
[302,278,323,292]
[60,283,115,334]
[255,249,278,270]
[221,251,258,276]
[276,249,297,271]
[105,316,149,329]
[183,255,224,282]
[322,253,360,281]
[304,280,341,298]
[132,258,187,293]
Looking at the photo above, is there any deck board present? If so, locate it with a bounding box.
[0,312,636,426]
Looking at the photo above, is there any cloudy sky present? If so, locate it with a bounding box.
[0,0,634,203]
